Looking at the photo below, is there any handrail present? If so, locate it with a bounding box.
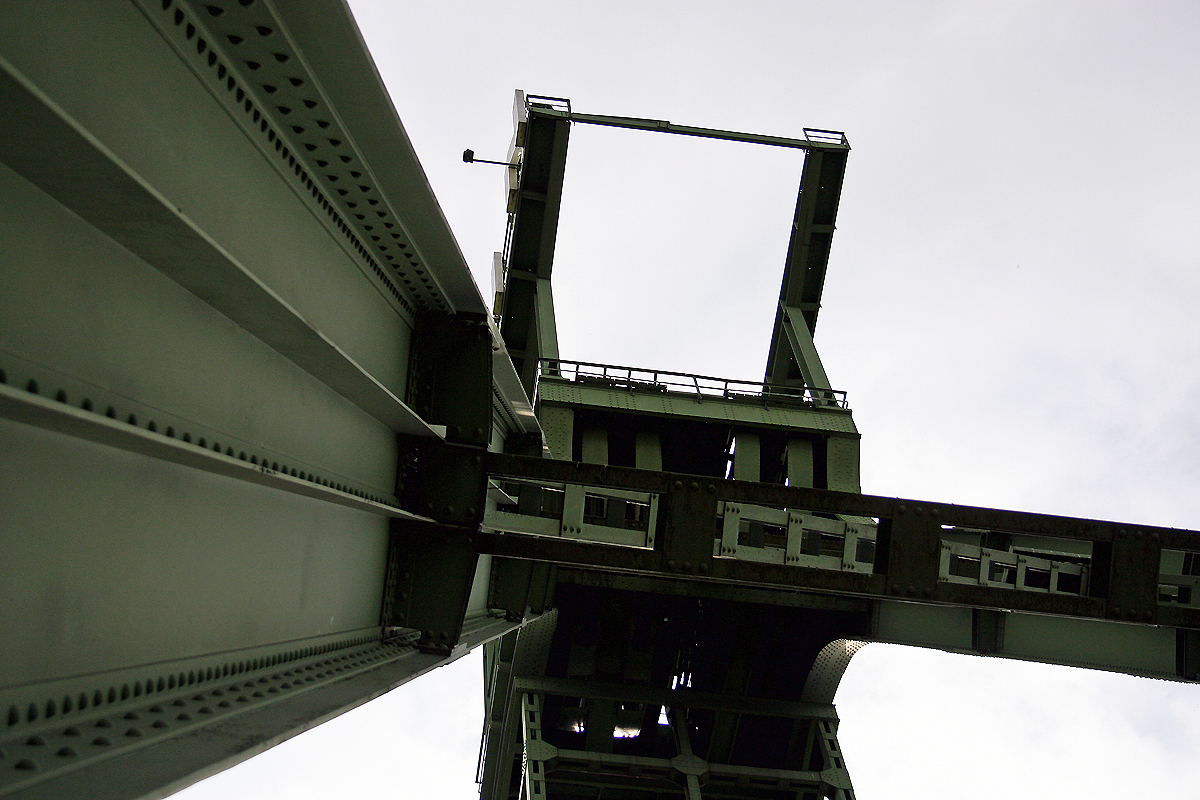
[537,359,848,409]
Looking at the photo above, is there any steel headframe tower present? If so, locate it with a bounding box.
[472,92,1200,800]
[0,4,1197,800]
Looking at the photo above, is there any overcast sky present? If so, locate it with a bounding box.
[178,1,1200,797]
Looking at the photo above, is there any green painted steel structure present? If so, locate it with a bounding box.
[0,3,1196,799]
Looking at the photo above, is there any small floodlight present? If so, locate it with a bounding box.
[462,148,519,168]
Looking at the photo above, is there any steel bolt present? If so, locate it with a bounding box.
[667,559,676,569]
[674,480,683,489]
[699,563,709,573]
[1144,610,1154,621]
[690,481,699,490]
[897,505,906,515]
[683,561,692,572]
[707,484,716,493]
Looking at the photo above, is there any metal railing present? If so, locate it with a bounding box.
[802,128,850,147]
[538,359,849,409]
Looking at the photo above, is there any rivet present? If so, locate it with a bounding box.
[907,585,916,595]
[891,582,900,592]
[683,561,692,571]
[674,480,683,489]
[1127,609,1138,619]
[690,481,699,490]
[922,587,932,597]
[1112,607,1122,617]
[667,559,676,569]
[707,484,716,493]
[1151,532,1161,541]
[699,563,709,573]
[929,508,939,518]
[897,505,906,515]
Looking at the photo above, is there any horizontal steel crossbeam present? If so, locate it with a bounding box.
[482,453,1200,630]
[530,107,850,152]
[513,677,839,720]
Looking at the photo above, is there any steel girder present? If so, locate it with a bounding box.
[0,1,510,796]
[481,453,1200,671]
